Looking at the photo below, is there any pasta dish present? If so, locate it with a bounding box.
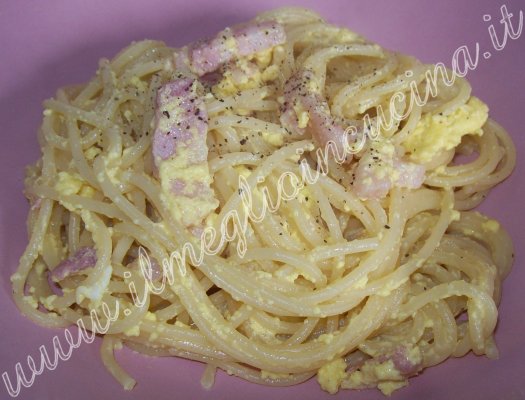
[12,7,515,395]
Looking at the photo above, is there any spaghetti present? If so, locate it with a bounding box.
[12,7,515,395]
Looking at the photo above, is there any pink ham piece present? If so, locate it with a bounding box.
[25,281,52,312]
[30,197,42,211]
[353,146,425,200]
[50,247,97,281]
[47,273,63,296]
[280,69,357,162]
[280,69,315,137]
[229,60,260,86]
[141,256,162,282]
[171,179,212,198]
[376,346,423,377]
[387,346,423,376]
[343,345,423,391]
[152,78,208,163]
[47,247,97,296]
[176,20,286,76]
[280,70,424,199]
[152,78,218,227]
[134,251,163,282]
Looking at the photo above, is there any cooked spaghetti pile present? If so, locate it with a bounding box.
[13,7,515,396]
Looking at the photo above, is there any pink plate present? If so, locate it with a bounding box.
[0,1,523,399]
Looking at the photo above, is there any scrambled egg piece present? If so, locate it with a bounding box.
[378,381,408,396]
[84,146,101,161]
[74,210,112,305]
[262,131,283,147]
[102,148,123,185]
[123,325,141,337]
[54,171,96,212]
[405,97,488,163]
[316,333,335,345]
[144,311,157,322]
[343,356,415,396]
[482,218,500,232]
[55,172,84,196]
[317,358,348,394]
[213,55,279,97]
[362,139,396,181]
[130,75,148,92]
[40,295,58,310]
[371,360,402,381]
[23,295,39,309]
[158,148,218,227]
[213,59,261,97]
[252,47,273,69]
[75,261,112,305]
